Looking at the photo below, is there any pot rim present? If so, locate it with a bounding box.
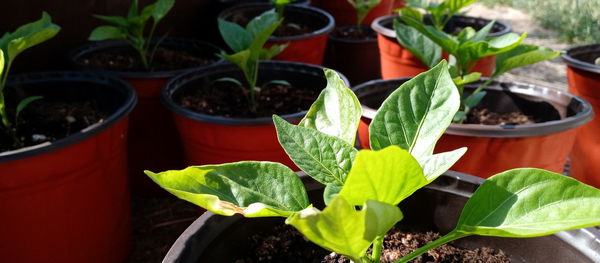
[161,60,347,126]
[562,44,600,74]
[328,24,378,44]
[0,71,137,162]
[218,3,335,42]
[68,37,224,79]
[353,77,593,138]
[371,14,511,39]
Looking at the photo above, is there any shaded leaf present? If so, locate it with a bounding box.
[323,184,342,205]
[464,90,486,108]
[15,96,42,122]
[218,19,252,52]
[151,0,174,22]
[88,26,126,41]
[446,0,478,13]
[93,15,131,28]
[401,15,458,54]
[494,44,561,77]
[2,12,60,62]
[419,147,467,182]
[394,20,441,68]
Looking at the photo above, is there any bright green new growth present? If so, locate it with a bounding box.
[146,62,600,263]
[88,0,175,70]
[271,0,292,20]
[347,0,382,28]
[217,9,287,113]
[396,0,561,122]
[0,12,60,148]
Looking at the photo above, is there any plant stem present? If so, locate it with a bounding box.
[464,77,495,104]
[370,236,384,262]
[392,231,468,263]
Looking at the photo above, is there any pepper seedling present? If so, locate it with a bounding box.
[88,0,174,70]
[146,61,600,263]
[395,0,561,122]
[0,12,60,149]
[271,0,292,20]
[217,9,288,113]
[347,0,382,32]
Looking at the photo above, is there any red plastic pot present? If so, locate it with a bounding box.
[218,3,334,65]
[311,0,395,26]
[563,44,600,188]
[372,15,511,79]
[162,61,342,168]
[353,77,592,178]
[70,38,222,195]
[392,0,405,10]
[0,72,136,263]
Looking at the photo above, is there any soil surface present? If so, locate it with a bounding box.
[331,26,378,41]
[275,21,314,37]
[180,82,319,118]
[466,108,534,125]
[234,225,510,263]
[0,100,105,152]
[80,47,217,72]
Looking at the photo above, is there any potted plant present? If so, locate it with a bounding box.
[161,10,343,168]
[372,0,511,79]
[311,0,396,26]
[0,13,137,263]
[325,0,383,85]
[147,62,600,262]
[562,44,600,188]
[69,0,223,194]
[218,0,334,65]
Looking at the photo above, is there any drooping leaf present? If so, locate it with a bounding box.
[394,20,441,68]
[494,44,561,77]
[88,26,126,41]
[273,115,357,186]
[93,15,131,28]
[145,162,310,217]
[214,77,243,87]
[401,15,459,54]
[218,19,252,52]
[15,96,43,122]
[287,196,402,262]
[299,69,362,145]
[2,12,60,62]
[369,61,459,159]
[456,168,600,237]
[338,146,426,206]
[419,147,467,182]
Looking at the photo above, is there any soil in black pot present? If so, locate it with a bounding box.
[330,26,378,41]
[180,81,319,118]
[234,225,510,263]
[275,22,314,37]
[79,47,217,72]
[465,108,534,125]
[0,100,106,152]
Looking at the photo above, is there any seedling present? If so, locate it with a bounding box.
[347,0,381,31]
[88,0,174,70]
[271,0,292,20]
[217,9,288,113]
[394,0,561,122]
[0,12,60,148]
[146,61,600,262]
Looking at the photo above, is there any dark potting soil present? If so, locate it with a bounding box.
[331,26,378,41]
[274,21,314,37]
[180,82,319,118]
[465,108,534,125]
[80,47,217,72]
[234,225,510,263]
[0,100,106,152]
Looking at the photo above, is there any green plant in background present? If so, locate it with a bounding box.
[0,12,60,148]
[271,0,292,20]
[89,0,175,70]
[347,0,382,31]
[395,0,561,122]
[146,61,600,263]
[404,0,477,30]
[217,9,288,113]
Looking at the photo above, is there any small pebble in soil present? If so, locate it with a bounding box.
[31,134,47,142]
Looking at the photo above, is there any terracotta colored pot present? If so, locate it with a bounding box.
[353,77,592,178]
[0,72,136,263]
[311,0,395,26]
[218,3,334,65]
[563,44,600,188]
[392,0,406,10]
[162,172,600,262]
[70,38,223,195]
[325,24,380,85]
[371,15,511,79]
[162,61,342,168]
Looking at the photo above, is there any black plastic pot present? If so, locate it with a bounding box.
[69,38,223,195]
[162,172,600,262]
[353,78,593,178]
[325,24,381,85]
[0,72,136,263]
[218,3,334,65]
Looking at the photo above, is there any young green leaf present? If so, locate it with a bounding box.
[93,15,131,28]
[150,0,174,22]
[445,0,477,13]
[247,13,283,51]
[348,0,382,25]
[88,26,126,41]
[455,168,600,237]
[399,7,423,23]
[0,49,4,77]
[15,96,43,122]
[273,115,358,186]
[419,147,467,182]
[246,9,280,39]
[299,69,362,145]
[287,196,403,262]
[218,19,252,52]
[462,32,527,61]
[145,162,310,218]
[323,184,342,205]
[1,12,60,62]
[369,60,459,159]
[393,20,442,68]
[338,146,426,206]
[401,15,459,54]
[127,0,139,18]
[494,44,562,77]
[469,21,495,43]
[452,72,481,85]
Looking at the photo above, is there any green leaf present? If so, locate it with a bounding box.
[462,33,526,61]
[287,196,402,262]
[219,50,257,88]
[452,72,481,85]
[419,147,467,182]
[248,13,283,52]
[88,26,126,41]
[369,61,459,159]
[470,21,495,43]
[93,15,131,28]
[401,15,459,54]
[494,44,561,77]
[214,77,243,87]
[246,9,279,38]
[399,7,423,23]
[262,79,291,87]
[151,0,174,22]
[258,43,287,60]
[394,20,441,68]
[218,19,252,52]
[145,162,310,217]
[299,69,362,145]
[338,146,426,206]
[15,96,42,122]
[349,0,382,24]
[456,168,600,237]
[323,184,342,205]
[0,49,4,77]
[273,115,357,186]
[1,12,60,62]
[446,0,478,13]
[127,0,139,19]
[464,90,486,108]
